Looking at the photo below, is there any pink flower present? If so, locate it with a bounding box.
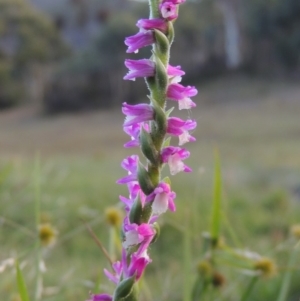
[127,253,151,280]
[167,65,185,83]
[86,294,112,301]
[167,117,197,145]
[146,182,176,214]
[117,155,139,184]
[104,261,123,284]
[123,123,150,148]
[125,31,155,53]
[167,83,197,110]
[122,103,154,127]
[167,65,185,77]
[124,59,155,81]
[160,2,178,21]
[161,146,192,175]
[136,18,168,32]
[119,184,146,211]
[123,223,155,249]
[162,0,186,4]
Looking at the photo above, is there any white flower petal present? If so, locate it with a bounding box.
[168,154,185,175]
[123,230,140,248]
[179,131,190,146]
[152,193,168,215]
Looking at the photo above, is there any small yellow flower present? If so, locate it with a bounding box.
[38,223,57,247]
[290,224,300,239]
[105,207,123,227]
[197,260,213,277]
[254,257,277,278]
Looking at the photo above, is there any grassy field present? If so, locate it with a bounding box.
[1,77,300,301]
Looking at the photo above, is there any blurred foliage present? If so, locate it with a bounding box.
[2,0,300,111]
[0,0,69,108]
[44,2,222,113]
[0,52,22,108]
[244,0,300,71]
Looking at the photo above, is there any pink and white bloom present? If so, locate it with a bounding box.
[117,155,139,184]
[161,146,192,175]
[125,31,155,53]
[136,18,168,32]
[160,2,178,21]
[127,252,151,280]
[124,59,155,81]
[167,117,197,145]
[146,182,176,214]
[122,103,154,127]
[167,83,197,110]
[123,223,155,249]
[167,65,185,83]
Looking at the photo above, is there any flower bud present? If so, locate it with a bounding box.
[138,163,155,195]
[140,127,159,164]
[129,196,143,225]
[113,275,137,301]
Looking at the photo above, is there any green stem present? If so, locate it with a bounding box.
[34,154,42,301]
[240,276,258,301]
[149,0,160,19]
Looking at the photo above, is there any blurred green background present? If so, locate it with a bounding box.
[0,0,300,301]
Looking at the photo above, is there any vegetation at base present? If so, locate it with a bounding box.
[1,80,300,300]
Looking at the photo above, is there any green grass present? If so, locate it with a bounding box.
[1,77,300,301]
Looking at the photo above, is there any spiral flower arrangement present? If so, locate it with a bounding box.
[87,1,197,300]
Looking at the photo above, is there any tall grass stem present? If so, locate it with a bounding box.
[16,260,30,301]
[240,276,258,301]
[34,154,42,301]
[276,242,299,301]
[210,149,222,246]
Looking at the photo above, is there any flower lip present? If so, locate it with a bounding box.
[122,102,154,127]
[161,146,192,175]
[125,31,155,53]
[136,18,168,32]
[167,83,197,110]
[167,65,185,77]
[124,59,155,81]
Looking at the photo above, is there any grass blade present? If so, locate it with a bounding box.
[183,209,192,301]
[16,260,30,301]
[276,243,299,301]
[210,149,222,245]
[34,155,42,301]
[240,276,258,301]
